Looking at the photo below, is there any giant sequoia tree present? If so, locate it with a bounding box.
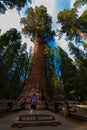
[20,5,55,99]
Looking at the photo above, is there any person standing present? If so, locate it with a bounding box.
[30,93,38,114]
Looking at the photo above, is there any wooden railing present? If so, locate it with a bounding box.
[43,100,87,120]
[0,100,23,112]
[0,100,10,112]
[0,99,87,121]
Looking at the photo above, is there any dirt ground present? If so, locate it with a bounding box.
[0,111,87,128]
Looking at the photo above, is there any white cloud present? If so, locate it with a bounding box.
[31,0,57,28]
[70,0,87,17]
[70,0,76,8]
[77,5,87,17]
[0,0,57,52]
[0,8,33,52]
[31,0,56,15]
[22,36,34,51]
[0,9,22,34]
[55,34,70,54]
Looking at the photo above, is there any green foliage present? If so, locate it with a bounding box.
[82,42,87,49]
[57,9,79,41]
[44,44,56,97]
[0,29,31,99]
[54,47,64,94]
[74,0,87,8]
[78,10,87,32]
[55,45,87,100]
[20,5,55,43]
[57,8,87,42]
[59,48,79,99]
[68,42,87,99]
[0,0,31,14]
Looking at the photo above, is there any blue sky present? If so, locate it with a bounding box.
[0,0,87,53]
[56,0,71,12]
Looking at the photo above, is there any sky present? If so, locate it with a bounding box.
[0,0,87,53]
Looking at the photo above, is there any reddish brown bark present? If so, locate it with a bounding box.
[19,42,48,101]
[76,29,87,42]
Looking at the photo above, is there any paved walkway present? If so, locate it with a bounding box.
[0,110,87,130]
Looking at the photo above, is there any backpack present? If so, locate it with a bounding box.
[31,96,37,104]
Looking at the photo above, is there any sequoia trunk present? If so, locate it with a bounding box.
[19,42,48,101]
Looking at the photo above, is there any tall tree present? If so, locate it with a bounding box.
[44,44,56,97]
[59,48,77,98]
[57,9,87,42]
[20,5,55,100]
[0,28,21,99]
[68,42,87,99]
[58,47,80,117]
[0,28,30,99]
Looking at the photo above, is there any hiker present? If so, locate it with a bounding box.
[30,93,38,114]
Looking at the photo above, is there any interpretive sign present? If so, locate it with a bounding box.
[19,114,55,121]
[11,114,61,127]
